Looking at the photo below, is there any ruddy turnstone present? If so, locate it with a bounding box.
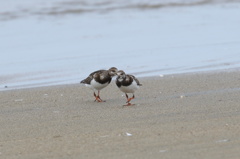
[80,67,118,102]
[116,70,142,106]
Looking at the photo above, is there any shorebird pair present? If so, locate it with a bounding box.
[80,67,142,106]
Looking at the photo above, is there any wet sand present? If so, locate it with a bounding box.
[1,71,240,159]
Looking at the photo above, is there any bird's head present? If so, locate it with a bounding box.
[108,67,118,77]
[117,70,126,79]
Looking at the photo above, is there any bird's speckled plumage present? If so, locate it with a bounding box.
[80,67,118,102]
[116,70,142,106]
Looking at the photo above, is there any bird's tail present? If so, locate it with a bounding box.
[80,76,92,84]
[80,80,86,84]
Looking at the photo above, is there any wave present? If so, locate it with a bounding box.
[0,0,238,20]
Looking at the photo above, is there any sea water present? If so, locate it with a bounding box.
[1,0,240,90]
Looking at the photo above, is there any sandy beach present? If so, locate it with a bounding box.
[1,70,240,159]
[1,1,240,158]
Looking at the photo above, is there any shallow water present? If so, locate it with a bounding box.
[1,0,240,90]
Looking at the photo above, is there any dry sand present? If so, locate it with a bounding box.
[1,71,240,159]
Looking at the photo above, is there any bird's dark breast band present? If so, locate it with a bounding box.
[116,76,133,87]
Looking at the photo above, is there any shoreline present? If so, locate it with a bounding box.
[1,68,240,92]
[1,70,240,159]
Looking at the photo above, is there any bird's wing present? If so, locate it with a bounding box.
[80,69,105,84]
[130,75,142,86]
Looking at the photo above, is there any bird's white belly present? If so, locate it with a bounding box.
[119,81,139,93]
[89,79,109,90]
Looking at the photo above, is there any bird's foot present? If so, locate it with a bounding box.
[94,96,106,102]
[126,97,134,103]
[123,102,135,106]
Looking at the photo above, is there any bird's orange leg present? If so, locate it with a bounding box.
[94,91,105,102]
[124,94,135,106]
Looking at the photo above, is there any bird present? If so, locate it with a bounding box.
[116,70,142,106]
[80,67,118,102]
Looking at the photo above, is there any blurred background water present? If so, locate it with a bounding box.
[1,0,240,90]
